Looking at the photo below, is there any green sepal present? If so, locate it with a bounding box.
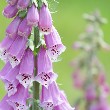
[18,10,27,18]
[31,0,38,7]
[37,0,43,9]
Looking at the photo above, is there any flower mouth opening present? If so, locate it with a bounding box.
[16,74,33,88]
[5,82,17,97]
[14,102,25,110]
[9,55,20,68]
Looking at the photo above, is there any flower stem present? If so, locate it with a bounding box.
[32,27,40,110]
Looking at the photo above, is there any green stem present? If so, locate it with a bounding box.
[32,27,40,110]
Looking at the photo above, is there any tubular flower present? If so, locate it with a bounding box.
[6,16,21,38]
[3,66,19,97]
[54,91,75,110]
[27,4,39,27]
[18,18,32,38]
[7,84,29,110]
[0,63,19,96]
[40,82,62,110]
[8,35,27,68]
[35,47,58,88]
[8,36,27,68]
[17,0,30,10]
[16,48,34,88]
[0,36,16,61]
[3,4,18,18]
[39,4,53,34]
[44,26,66,61]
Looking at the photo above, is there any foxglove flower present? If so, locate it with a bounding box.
[7,84,29,110]
[8,35,27,68]
[40,82,62,110]
[6,0,18,6]
[16,48,34,88]
[6,16,21,38]
[17,0,30,10]
[35,47,58,88]
[54,91,75,110]
[3,4,18,18]
[40,85,53,110]
[39,4,52,34]
[3,65,20,97]
[18,18,32,38]
[27,4,39,27]
[0,63,20,96]
[0,36,16,61]
[0,95,13,110]
[44,26,66,61]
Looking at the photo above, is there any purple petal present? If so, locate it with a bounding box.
[18,18,32,38]
[0,95,13,110]
[17,0,30,10]
[0,36,16,61]
[7,0,18,6]
[17,49,34,88]
[39,4,52,34]
[8,36,27,67]
[40,86,54,110]
[44,26,66,61]
[4,80,19,97]
[3,4,18,18]
[27,4,39,27]
[6,16,22,38]
[0,62,12,80]
[35,47,58,88]
[7,84,29,110]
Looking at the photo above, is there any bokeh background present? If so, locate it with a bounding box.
[0,0,110,106]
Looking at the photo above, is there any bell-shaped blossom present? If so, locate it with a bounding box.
[54,91,75,110]
[0,63,20,96]
[6,16,21,38]
[40,82,62,110]
[3,4,18,18]
[6,0,18,6]
[18,18,32,38]
[8,35,27,68]
[27,4,39,27]
[40,82,63,110]
[39,4,52,34]
[35,47,58,88]
[17,0,30,10]
[44,26,66,61]
[0,95,13,110]
[40,85,54,110]
[0,36,16,61]
[16,48,34,88]
[7,84,29,110]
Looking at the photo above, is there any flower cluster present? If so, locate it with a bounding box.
[0,0,74,110]
[71,11,110,110]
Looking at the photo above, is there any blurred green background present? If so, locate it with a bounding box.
[0,0,110,106]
